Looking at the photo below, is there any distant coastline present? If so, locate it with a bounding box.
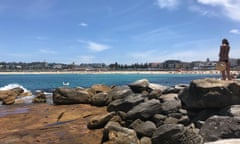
[0,70,227,75]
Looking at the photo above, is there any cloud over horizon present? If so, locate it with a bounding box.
[78,40,110,52]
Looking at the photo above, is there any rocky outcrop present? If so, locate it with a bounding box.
[0,87,24,105]
[50,78,240,143]
[179,78,240,109]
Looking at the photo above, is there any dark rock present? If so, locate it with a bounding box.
[127,99,162,120]
[200,115,240,142]
[107,86,133,101]
[107,94,145,112]
[130,120,157,137]
[179,78,240,109]
[219,105,240,117]
[91,92,110,106]
[152,114,166,127]
[151,124,185,144]
[128,79,150,93]
[152,124,203,144]
[159,93,181,114]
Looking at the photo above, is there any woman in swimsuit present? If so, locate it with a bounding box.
[219,38,231,80]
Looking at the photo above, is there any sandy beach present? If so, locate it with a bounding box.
[0,70,228,75]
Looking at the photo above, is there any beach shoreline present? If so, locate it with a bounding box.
[0,70,231,75]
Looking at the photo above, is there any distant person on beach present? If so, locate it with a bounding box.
[219,38,231,80]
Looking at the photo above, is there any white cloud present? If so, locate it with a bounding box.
[39,49,56,54]
[78,22,88,27]
[197,0,240,21]
[229,29,240,34]
[189,5,217,17]
[157,0,179,9]
[78,40,110,52]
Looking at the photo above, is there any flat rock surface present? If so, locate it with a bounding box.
[0,103,107,144]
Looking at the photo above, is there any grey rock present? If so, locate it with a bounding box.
[107,94,145,112]
[200,115,240,142]
[127,99,162,120]
[179,78,240,109]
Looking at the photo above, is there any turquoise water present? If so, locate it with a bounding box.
[0,74,219,92]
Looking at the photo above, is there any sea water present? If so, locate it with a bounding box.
[0,73,219,106]
[0,73,219,92]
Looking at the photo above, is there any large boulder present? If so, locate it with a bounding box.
[103,121,140,144]
[129,119,157,137]
[53,87,91,105]
[152,124,203,144]
[107,94,145,112]
[128,79,151,93]
[179,78,240,109]
[91,92,110,106]
[107,86,133,101]
[0,87,24,105]
[126,99,162,120]
[200,115,240,142]
[159,93,182,114]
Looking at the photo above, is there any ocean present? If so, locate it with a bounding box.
[0,73,219,92]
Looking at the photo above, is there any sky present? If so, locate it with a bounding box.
[0,0,239,64]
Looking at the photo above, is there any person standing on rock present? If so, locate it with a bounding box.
[219,38,231,80]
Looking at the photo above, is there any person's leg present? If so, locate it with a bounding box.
[226,62,231,80]
[221,70,226,80]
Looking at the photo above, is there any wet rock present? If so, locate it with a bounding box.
[0,103,107,144]
[33,91,46,103]
[0,87,24,105]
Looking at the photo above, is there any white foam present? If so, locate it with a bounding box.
[0,83,29,92]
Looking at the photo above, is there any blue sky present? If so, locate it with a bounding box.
[0,0,239,64]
